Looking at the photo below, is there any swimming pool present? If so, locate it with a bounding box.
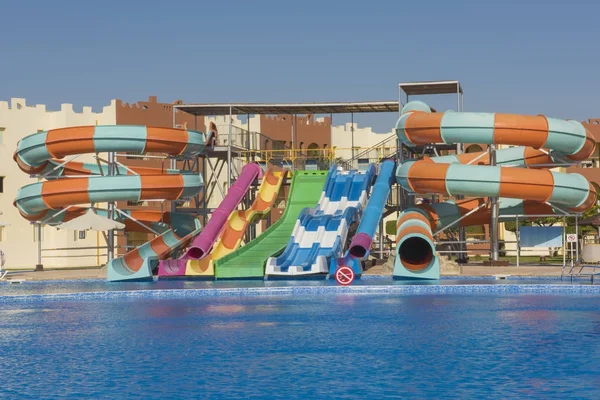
[1,290,599,398]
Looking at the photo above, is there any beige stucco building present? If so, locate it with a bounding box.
[0,98,116,269]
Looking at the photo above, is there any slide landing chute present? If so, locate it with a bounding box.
[213,170,328,279]
[265,165,376,276]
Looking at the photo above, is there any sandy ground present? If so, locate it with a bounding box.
[1,264,584,282]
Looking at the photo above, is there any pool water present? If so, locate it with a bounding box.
[1,293,600,398]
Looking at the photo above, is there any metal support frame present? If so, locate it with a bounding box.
[36,223,43,271]
[113,208,160,236]
[433,200,491,236]
[351,112,355,167]
[33,147,140,267]
[38,154,82,179]
[489,143,499,262]
[227,105,232,191]
[107,151,115,261]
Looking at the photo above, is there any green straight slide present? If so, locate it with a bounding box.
[214,170,328,279]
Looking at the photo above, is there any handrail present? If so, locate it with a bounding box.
[348,135,397,162]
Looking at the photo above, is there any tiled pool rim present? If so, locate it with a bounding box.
[1,280,600,304]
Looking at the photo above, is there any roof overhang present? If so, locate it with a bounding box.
[174,101,399,116]
[399,80,463,96]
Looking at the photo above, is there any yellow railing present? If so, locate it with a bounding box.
[240,145,399,169]
[241,148,338,163]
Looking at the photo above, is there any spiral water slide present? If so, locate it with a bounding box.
[13,125,212,282]
[393,101,597,279]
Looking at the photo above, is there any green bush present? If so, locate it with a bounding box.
[385,220,396,236]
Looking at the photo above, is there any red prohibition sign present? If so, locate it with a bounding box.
[335,266,355,286]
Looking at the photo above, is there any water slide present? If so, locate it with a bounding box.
[213,170,328,279]
[158,165,287,277]
[265,164,377,276]
[329,159,396,275]
[157,162,262,276]
[13,125,213,282]
[394,101,597,279]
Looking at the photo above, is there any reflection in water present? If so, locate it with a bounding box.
[1,294,600,398]
[205,304,247,314]
[256,322,277,327]
[210,322,246,329]
[334,295,356,306]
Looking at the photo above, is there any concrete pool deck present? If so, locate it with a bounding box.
[0,264,583,282]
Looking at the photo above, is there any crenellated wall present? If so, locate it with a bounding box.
[259,114,331,151]
[116,96,204,129]
[0,98,117,269]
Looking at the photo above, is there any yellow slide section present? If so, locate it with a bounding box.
[185,166,289,276]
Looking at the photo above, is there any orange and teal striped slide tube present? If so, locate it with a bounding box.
[14,125,209,221]
[14,125,210,174]
[183,167,289,277]
[393,101,596,279]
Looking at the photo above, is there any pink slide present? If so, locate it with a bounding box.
[158,162,262,276]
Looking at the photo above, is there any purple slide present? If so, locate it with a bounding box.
[158,162,262,276]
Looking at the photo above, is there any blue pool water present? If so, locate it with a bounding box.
[1,292,600,398]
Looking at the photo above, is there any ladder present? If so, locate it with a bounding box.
[562,260,600,283]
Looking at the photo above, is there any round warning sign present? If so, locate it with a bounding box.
[335,266,355,286]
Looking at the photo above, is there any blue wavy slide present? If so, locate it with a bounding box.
[329,159,396,275]
[265,164,377,276]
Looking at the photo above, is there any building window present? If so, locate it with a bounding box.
[0,176,4,193]
[127,232,149,249]
[0,127,5,144]
[307,143,320,158]
[74,230,86,241]
[272,141,286,152]
[357,159,370,171]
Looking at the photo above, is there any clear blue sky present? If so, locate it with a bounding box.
[1,0,599,132]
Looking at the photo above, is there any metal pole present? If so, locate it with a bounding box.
[292,114,295,159]
[457,83,460,111]
[516,215,520,267]
[107,151,115,261]
[575,214,579,263]
[489,144,499,262]
[351,113,355,166]
[456,83,467,262]
[227,105,232,190]
[563,216,566,268]
[36,223,43,271]
[379,218,384,259]
[330,113,333,168]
